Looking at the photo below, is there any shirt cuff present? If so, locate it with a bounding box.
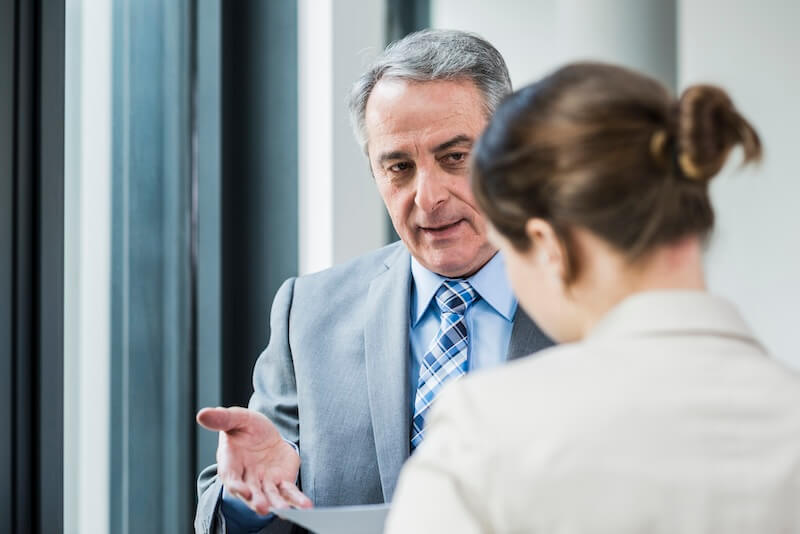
[220,485,275,533]
[219,438,300,533]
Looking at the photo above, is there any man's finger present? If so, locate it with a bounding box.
[248,483,272,516]
[225,478,253,502]
[264,482,290,511]
[278,480,313,509]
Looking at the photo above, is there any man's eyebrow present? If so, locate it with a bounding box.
[432,134,473,153]
[378,150,412,165]
[377,135,473,164]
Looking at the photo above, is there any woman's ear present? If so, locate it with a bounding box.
[524,218,567,282]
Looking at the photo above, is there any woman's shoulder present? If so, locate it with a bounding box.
[439,342,603,430]
[461,342,596,397]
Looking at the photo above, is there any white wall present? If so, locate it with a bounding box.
[298,0,334,274]
[555,0,676,89]
[332,0,389,265]
[433,0,799,368]
[432,0,675,90]
[680,0,800,368]
[432,0,560,89]
[298,0,388,274]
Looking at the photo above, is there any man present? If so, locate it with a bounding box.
[194,29,553,534]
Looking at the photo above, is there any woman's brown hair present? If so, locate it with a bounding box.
[472,62,761,282]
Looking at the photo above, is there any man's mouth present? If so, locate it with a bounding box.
[419,219,465,234]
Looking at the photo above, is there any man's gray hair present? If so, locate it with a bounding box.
[347,29,512,151]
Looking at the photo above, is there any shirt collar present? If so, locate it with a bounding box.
[410,252,517,326]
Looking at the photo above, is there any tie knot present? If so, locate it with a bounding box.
[435,280,480,315]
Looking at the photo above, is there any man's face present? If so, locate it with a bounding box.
[365,78,496,278]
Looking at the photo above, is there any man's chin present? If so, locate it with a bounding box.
[418,251,487,278]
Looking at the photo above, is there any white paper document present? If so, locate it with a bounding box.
[272,503,391,534]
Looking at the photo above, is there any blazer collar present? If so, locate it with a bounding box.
[587,290,764,351]
[507,306,554,361]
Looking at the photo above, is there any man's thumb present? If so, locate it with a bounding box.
[196,406,248,432]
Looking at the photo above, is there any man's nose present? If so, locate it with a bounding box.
[414,165,449,213]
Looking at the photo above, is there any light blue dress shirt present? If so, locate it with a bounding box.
[221,252,517,533]
[409,251,517,415]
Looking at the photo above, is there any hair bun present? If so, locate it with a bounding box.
[677,84,761,181]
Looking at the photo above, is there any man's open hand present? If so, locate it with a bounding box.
[196,406,312,515]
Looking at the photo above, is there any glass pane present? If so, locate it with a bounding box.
[64,0,195,532]
[64,1,112,532]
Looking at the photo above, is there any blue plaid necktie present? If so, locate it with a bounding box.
[411,280,480,450]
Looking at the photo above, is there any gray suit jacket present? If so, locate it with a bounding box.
[195,242,553,533]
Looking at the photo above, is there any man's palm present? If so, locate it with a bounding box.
[197,406,311,515]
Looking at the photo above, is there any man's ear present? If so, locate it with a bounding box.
[524,218,566,282]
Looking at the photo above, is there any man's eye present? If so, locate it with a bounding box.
[389,162,413,173]
[443,152,468,164]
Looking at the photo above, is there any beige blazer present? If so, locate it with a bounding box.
[386,291,800,534]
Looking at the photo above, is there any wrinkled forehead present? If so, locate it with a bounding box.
[364,78,488,158]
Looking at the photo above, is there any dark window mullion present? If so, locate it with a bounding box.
[36,0,65,530]
[0,0,14,528]
[14,0,35,530]
[0,0,65,532]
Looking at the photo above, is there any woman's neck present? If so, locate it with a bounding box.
[578,235,706,337]
[629,237,706,293]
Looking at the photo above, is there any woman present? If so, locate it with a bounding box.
[385,63,800,533]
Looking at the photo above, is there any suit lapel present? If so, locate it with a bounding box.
[507,307,554,361]
[364,248,552,500]
[364,245,411,502]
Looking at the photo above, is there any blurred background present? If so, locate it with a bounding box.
[1,0,798,532]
